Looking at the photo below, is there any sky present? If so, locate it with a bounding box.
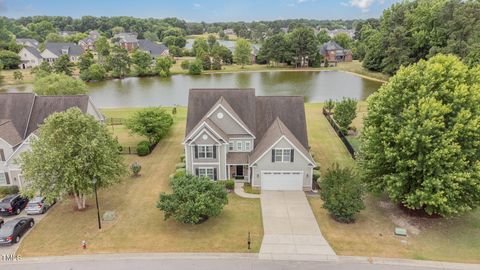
[0,0,399,22]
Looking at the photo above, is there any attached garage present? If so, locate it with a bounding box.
[261,171,304,191]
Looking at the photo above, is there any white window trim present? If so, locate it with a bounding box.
[198,167,215,179]
[274,148,292,163]
[236,141,243,151]
[228,142,234,151]
[0,172,6,185]
[197,145,214,159]
[249,136,316,167]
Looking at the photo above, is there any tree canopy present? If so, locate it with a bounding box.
[34,73,87,95]
[361,54,480,217]
[20,108,126,210]
[125,107,174,144]
[233,38,252,67]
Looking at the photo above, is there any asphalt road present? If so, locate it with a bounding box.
[0,255,477,270]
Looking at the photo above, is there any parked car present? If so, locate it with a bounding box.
[26,196,56,215]
[0,194,29,216]
[0,217,34,245]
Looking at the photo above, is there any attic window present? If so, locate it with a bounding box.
[217,112,224,119]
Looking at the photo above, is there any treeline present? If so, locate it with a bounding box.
[0,16,357,43]
[355,0,480,74]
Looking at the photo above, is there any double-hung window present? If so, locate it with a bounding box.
[198,168,215,179]
[228,142,234,151]
[274,149,292,162]
[236,141,243,151]
[198,146,214,158]
[0,172,6,185]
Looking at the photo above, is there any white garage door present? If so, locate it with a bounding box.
[261,171,304,191]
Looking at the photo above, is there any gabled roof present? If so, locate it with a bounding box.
[23,46,42,59]
[0,120,22,146]
[137,39,168,57]
[255,96,309,149]
[114,32,138,43]
[0,93,90,141]
[44,42,84,57]
[249,117,314,165]
[16,38,39,47]
[320,40,347,55]
[186,89,256,137]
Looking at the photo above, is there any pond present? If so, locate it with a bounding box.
[2,71,383,108]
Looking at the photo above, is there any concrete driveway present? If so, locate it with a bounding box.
[259,191,336,261]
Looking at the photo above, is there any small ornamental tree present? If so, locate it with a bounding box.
[155,57,173,77]
[13,70,23,80]
[125,107,173,145]
[34,73,87,95]
[324,99,335,114]
[188,60,203,75]
[361,54,480,216]
[130,162,142,177]
[333,97,357,133]
[157,174,228,224]
[319,164,364,223]
[53,54,74,76]
[19,108,127,210]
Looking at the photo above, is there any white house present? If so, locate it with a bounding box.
[41,42,84,63]
[0,93,104,189]
[18,47,43,69]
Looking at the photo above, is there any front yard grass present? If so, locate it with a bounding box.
[17,106,263,256]
[305,103,480,263]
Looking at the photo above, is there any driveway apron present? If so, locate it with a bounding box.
[259,191,337,261]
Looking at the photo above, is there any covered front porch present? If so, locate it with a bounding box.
[227,164,250,182]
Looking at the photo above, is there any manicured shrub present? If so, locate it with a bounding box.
[333,97,357,132]
[312,170,321,181]
[170,168,186,181]
[319,164,364,223]
[137,141,151,156]
[175,163,186,169]
[0,185,19,197]
[223,179,235,191]
[157,174,228,224]
[130,162,142,177]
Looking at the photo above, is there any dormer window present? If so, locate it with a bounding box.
[61,48,69,55]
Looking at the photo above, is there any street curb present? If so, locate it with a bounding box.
[339,256,480,270]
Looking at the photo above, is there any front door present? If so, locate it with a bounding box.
[236,165,244,176]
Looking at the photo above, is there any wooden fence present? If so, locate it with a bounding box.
[322,107,357,159]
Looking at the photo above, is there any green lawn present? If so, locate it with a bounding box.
[17,107,263,256]
[305,103,480,263]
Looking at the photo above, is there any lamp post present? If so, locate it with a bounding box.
[92,176,101,229]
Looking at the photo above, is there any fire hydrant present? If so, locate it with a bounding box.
[82,240,87,249]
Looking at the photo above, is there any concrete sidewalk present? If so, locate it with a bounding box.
[234,182,260,199]
[259,191,336,261]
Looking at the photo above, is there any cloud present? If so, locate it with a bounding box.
[348,0,375,12]
[193,3,201,8]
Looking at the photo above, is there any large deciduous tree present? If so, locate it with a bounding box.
[233,38,252,67]
[106,46,131,78]
[361,54,480,217]
[0,50,21,69]
[131,50,153,76]
[34,73,87,95]
[287,27,318,68]
[20,108,127,210]
[52,54,74,76]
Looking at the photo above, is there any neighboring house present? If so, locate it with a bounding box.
[58,31,77,37]
[137,39,169,59]
[320,40,352,64]
[16,38,39,48]
[183,88,316,191]
[113,32,139,52]
[78,30,101,51]
[41,42,84,63]
[18,47,43,69]
[0,93,104,189]
[223,28,235,35]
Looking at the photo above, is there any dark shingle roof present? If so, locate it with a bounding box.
[24,46,42,59]
[0,120,23,146]
[137,39,168,57]
[186,89,256,137]
[249,117,313,165]
[320,40,345,55]
[16,38,39,48]
[0,93,90,141]
[44,42,84,57]
[255,96,309,149]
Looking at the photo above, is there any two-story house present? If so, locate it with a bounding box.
[41,42,84,63]
[0,93,104,189]
[183,88,316,191]
[18,46,43,69]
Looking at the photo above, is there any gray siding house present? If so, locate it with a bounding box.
[183,88,316,191]
[0,93,104,189]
